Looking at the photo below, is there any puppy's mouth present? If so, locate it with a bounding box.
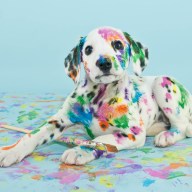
[95,74,116,79]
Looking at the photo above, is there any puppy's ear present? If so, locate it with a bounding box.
[123,32,149,76]
[64,37,86,83]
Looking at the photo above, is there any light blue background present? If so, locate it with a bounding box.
[0,0,192,94]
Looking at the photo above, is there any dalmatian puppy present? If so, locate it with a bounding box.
[1,26,192,167]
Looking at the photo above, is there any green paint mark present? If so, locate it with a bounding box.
[114,115,129,129]
[114,58,119,70]
[167,171,185,179]
[85,125,95,139]
[138,148,153,154]
[111,57,119,70]
[174,81,189,109]
[77,96,86,105]
[31,121,47,135]
[123,32,145,63]
[17,110,39,124]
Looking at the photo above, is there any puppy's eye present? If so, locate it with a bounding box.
[85,46,93,55]
[113,40,124,50]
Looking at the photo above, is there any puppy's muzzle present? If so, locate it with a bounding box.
[96,57,112,74]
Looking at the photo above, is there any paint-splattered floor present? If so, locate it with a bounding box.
[0,92,192,192]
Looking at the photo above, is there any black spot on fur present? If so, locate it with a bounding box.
[93,85,98,89]
[109,97,118,105]
[140,58,145,67]
[87,92,95,100]
[50,133,54,139]
[137,42,143,49]
[71,92,77,98]
[42,139,47,145]
[59,126,65,132]
[56,123,61,128]
[145,49,149,59]
[99,101,103,107]
[113,81,118,87]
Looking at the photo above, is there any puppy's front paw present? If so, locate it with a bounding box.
[0,147,24,167]
[154,131,175,147]
[61,146,97,165]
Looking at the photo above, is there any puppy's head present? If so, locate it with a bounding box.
[64,27,149,84]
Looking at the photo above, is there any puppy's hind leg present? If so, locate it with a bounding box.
[152,77,191,147]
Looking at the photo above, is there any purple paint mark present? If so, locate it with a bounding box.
[93,149,105,158]
[93,84,107,104]
[113,132,127,144]
[82,79,87,87]
[124,88,129,100]
[106,153,116,158]
[130,126,142,135]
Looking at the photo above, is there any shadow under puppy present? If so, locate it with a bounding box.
[1,26,192,167]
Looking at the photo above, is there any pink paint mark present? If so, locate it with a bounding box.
[163,107,173,114]
[141,97,148,105]
[98,28,126,44]
[97,103,114,121]
[161,77,172,88]
[166,93,172,101]
[164,131,173,137]
[147,108,152,114]
[130,126,142,135]
[49,171,81,184]
[144,168,169,179]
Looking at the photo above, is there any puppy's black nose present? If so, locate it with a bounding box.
[96,58,112,73]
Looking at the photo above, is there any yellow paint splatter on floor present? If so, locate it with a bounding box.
[99,175,114,188]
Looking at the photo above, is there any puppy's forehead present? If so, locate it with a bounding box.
[86,27,126,43]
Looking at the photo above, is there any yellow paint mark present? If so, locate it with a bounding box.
[99,176,114,188]
[32,152,46,161]
[31,103,37,107]
[115,163,124,168]
[173,84,177,93]
[117,97,123,103]
[1,137,9,142]
[20,104,27,109]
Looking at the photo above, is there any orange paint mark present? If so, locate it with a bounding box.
[2,139,21,150]
[127,134,136,141]
[99,121,109,131]
[32,175,42,180]
[169,162,189,169]
[115,105,128,115]
[139,117,144,127]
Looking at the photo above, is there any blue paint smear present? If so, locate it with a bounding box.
[143,178,155,187]
[68,102,93,127]
[169,127,180,134]
[132,83,143,103]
